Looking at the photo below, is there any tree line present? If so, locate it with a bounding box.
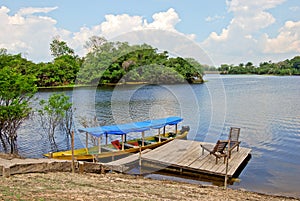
[0,36,204,88]
[217,58,300,75]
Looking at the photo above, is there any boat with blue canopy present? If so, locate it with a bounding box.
[44,116,189,161]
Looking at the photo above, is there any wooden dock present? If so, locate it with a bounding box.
[141,139,251,177]
[104,149,151,172]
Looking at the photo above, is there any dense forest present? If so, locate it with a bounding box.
[216,57,300,75]
[1,36,299,89]
[0,37,204,87]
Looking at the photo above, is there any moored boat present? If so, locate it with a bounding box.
[43,116,189,161]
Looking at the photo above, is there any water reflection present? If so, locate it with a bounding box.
[14,75,300,198]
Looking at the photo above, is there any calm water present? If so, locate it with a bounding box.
[16,75,300,198]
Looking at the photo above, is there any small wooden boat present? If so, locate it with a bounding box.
[44,116,189,162]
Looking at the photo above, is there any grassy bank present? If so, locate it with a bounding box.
[0,172,298,201]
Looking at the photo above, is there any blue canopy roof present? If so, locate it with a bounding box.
[78,116,183,137]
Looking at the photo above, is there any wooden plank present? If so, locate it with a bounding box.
[142,140,177,161]
[162,140,195,164]
[106,149,151,166]
[188,154,209,170]
[176,141,201,166]
[227,148,251,176]
[143,140,193,164]
[141,139,251,177]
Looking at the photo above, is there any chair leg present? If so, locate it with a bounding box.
[215,157,218,164]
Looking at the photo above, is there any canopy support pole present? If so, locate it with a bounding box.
[175,124,178,134]
[142,131,145,147]
[121,135,125,151]
[158,129,161,143]
[163,126,166,136]
[105,134,108,145]
[98,136,101,153]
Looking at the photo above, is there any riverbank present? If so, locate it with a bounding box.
[0,172,298,201]
[0,154,299,200]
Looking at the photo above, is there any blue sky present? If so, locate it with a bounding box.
[0,0,299,66]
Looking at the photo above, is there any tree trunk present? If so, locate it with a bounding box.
[0,133,8,152]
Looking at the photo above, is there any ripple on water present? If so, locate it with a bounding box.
[11,76,300,198]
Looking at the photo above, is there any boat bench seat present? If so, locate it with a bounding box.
[138,140,155,146]
[124,143,138,149]
[154,136,169,142]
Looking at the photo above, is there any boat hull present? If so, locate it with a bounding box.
[44,131,188,161]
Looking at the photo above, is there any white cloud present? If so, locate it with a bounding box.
[0,6,59,61]
[201,0,300,65]
[1,3,298,66]
[145,8,180,31]
[0,6,189,62]
[99,8,181,39]
[208,28,229,41]
[226,0,286,12]
[263,21,300,53]
[205,15,225,22]
[289,6,300,12]
[67,8,186,58]
[100,14,143,38]
[17,7,58,16]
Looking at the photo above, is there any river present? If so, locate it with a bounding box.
[15,74,300,198]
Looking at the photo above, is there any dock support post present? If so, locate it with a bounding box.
[224,139,231,189]
[85,132,89,154]
[224,155,229,189]
[79,161,84,174]
[139,146,142,175]
[71,130,75,174]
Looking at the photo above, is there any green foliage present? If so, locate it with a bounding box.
[0,52,36,75]
[0,38,205,87]
[84,36,108,52]
[218,56,300,75]
[78,41,204,85]
[0,66,37,154]
[50,37,75,58]
[37,93,74,150]
[36,55,81,87]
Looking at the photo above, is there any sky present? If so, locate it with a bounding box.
[0,0,299,66]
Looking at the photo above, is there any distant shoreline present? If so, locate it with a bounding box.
[37,81,204,90]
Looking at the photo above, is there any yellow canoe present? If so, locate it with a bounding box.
[43,131,188,161]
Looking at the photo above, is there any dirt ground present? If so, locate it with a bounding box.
[0,172,299,201]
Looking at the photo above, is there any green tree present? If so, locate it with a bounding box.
[218,64,232,74]
[84,36,108,52]
[50,37,75,58]
[0,48,7,55]
[37,93,74,150]
[0,67,37,154]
